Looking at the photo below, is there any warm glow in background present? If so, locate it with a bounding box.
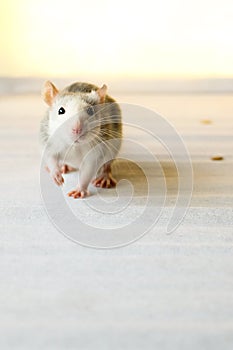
[0,0,233,78]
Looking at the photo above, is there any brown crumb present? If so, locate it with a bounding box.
[201,119,212,125]
[211,155,224,161]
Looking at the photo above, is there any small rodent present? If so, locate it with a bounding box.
[40,81,122,198]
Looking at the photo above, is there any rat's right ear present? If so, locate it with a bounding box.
[42,81,59,106]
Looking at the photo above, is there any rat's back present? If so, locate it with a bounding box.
[63,82,116,103]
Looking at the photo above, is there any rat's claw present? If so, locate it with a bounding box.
[68,189,89,199]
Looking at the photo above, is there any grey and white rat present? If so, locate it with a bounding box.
[40,81,122,198]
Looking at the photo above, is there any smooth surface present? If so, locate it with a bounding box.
[0,93,233,349]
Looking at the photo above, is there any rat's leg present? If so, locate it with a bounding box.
[46,156,64,186]
[68,157,97,199]
[92,161,117,188]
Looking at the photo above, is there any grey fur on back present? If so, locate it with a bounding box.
[63,82,116,103]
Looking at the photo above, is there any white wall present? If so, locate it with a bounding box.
[0,0,233,78]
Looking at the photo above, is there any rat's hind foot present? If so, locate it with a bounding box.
[92,172,117,188]
[61,164,76,174]
[68,188,89,199]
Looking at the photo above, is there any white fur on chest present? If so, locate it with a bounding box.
[59,143,86,168]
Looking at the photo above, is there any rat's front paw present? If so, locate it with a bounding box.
[68,188,89,199]
[51,169,64,186]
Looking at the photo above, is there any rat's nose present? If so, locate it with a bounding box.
[72,124,82,135]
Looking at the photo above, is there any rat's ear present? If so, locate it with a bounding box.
[97,84,107,103]
[42,81,59,106]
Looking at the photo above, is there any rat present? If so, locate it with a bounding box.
[40,81,122,198]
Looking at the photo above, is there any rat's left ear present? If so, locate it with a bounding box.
[97,84,107,103]
[42,81,59,106]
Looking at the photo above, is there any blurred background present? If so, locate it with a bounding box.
[0,0,233,92]
[1,3,233,349]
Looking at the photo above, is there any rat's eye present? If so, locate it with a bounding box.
[86,106,94,116]
[58,107,66,115]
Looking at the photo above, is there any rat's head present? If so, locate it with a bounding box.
[42,81,107,145]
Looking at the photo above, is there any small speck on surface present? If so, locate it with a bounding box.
[201,119,212,124]
[211,155,224,161]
